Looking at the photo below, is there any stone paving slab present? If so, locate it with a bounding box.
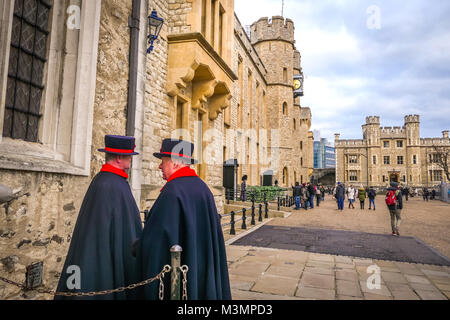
[226,242,450,300]
[336,279,363,297]
[299,272,335,290]
[295,285,335,300]
[252,274,299,296]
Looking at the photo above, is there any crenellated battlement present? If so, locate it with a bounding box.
[335,139,365,147]
[421,138,450,146]
[365,116,380,125]
[250,16,295,45]
[404,114,420,124]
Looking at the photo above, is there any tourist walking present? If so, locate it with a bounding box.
[316,185,321,207]
[358,185,366,209]
[307,182,315,209]
[368,186,376,210]
[293,182,301,210]
[385,181,403,236]
[402,185,409,201]
[301,183,309,210]
[335,182,345,211]
[240,175,247,201]
[320,185,325,201]
[423,188,429,201]
[347,185,356,209]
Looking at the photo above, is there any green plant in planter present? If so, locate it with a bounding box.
[246,186,286,202]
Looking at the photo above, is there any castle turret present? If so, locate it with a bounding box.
[250,16,295,45]
[250,16,295,85]
[249,16,299,186]
[404,114,420,146]
[362,116,380,147]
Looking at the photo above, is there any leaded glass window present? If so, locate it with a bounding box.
[3,0,51,142]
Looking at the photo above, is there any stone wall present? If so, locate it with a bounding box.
[91,0,132,176]
[140,0,170,210]
[0,170,88,299]
[0,0,133,300]
[167,0,193,34]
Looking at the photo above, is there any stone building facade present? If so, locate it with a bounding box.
[335,115,449,188]
[0,0,312,299]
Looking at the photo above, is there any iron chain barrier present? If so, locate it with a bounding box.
[0,245,188,300]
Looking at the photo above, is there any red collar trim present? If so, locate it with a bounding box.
[160,166,198,192]
[101,164,128,179]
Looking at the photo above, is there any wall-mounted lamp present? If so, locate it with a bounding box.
[147,10,163,54]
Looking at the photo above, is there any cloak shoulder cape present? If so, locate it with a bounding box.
[136,173,231,300]
[54,171,143,300]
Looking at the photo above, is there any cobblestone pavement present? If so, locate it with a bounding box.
[226,196,450,300]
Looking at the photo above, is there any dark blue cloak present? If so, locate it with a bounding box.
[54,172,143,300]
[136,176,231,300]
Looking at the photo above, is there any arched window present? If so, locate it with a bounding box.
[282,102,287,115]
[283,167,288,185]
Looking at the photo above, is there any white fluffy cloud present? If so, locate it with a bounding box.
[235,0,450,143]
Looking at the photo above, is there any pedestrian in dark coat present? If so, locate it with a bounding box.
[293,182,301,210]
[386,182,403,236]
[300,183,309,210]
[240,175,248,201]
[55,135,143,300]
[423,188,429,201]
[368,187,376,210]
[335,182,345,211]
[135,139,231,300]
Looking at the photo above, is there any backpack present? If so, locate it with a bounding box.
[385,190,397,206]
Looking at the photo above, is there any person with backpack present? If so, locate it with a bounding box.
[358,185,366,210]
[316,185,321,207]
[368,186,376,210]
[301,183,309,210]
[386,181,403,236]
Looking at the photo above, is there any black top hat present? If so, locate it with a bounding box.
[242,175,248,181]
[153,138,198,164]
[98,135,139,155]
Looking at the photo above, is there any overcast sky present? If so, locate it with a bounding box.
[234,0,450,144]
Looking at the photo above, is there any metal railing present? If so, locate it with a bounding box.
[225,188,291,204]
[220,193,270,235]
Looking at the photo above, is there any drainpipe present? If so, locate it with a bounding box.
[126,0,141,136]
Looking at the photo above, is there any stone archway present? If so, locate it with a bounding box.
[389,173,399,183]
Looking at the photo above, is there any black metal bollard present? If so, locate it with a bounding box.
[230,211,235,235]
[258,203,263,222]
[242,208,247,230]
[251,194,255,225]
[265,200,269,219]
[278,196,280,211]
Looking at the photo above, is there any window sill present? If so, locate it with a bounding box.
[0,138,89,176]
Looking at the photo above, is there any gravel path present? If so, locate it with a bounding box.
[267,195,450,259]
